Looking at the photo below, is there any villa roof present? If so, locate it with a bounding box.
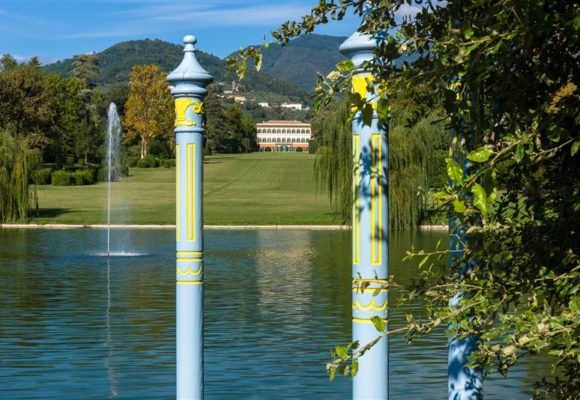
[256,120,311,127]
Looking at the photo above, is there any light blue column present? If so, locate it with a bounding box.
[340,32,389,400]
[448,110,483,399]
[168,35,213,400]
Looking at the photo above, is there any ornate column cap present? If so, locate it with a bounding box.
[339,31,377,67]
[167,35,213,96]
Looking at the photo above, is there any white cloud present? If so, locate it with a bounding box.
[115,1,311,27]
[61,26,149,39]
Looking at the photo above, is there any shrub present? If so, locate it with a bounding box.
[51,170,74,186]
[308,140,319,154]
[32,168,52,185]
[296,147,304,153]
[73,169,95,185]
[162,159,176,168]
[264,147,272,152]
[126,156,140,168]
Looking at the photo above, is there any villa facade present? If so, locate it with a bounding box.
[256,120,312,152]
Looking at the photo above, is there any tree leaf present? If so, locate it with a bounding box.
[453,199,466,213]
[472,183,488,218]
[445,158,464,185]
[335,345,347,359]
[467,147,494,163]
[370,316,386,332]
[351,358,359,377]
[336,59,354,73]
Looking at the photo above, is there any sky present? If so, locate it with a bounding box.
[0,0,369,64]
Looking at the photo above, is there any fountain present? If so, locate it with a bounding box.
[106,103,122,257]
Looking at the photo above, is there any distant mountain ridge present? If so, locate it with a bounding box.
[240,34,347,90]
[43,34,348,99]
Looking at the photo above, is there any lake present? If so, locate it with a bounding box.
[0,229,548,399]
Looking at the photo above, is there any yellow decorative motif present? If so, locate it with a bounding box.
[186,144,196,242]
[177,281,203,285]
[351,74,377,110]
[177,251,203,257]
[352,317,388,324]
[353,134,361,265]
[176,265,203,276]
[175,98,204,127]
[352,299,388,311]
[371,133,383,265]
[177,258,202,262]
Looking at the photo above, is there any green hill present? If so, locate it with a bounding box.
[256,34,347,90]
[44,39,308,102]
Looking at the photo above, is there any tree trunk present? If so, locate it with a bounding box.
[140,137,148,159]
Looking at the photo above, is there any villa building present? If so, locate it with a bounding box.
[256,120,312,152]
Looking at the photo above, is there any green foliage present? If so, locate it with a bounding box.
[262,0,579,396]
[161,159,176,168]
[136,156,158,168]
[0,130,40,221]
[32,168,52,185]
[51,169,96,186]
[72,169,95,185]
[313,98,446,228]
[51,170,75,186]
[126,156,140,168]
[205,87,257,154]
[71,53,99,86]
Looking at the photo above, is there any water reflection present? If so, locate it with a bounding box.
[0,229,548,399]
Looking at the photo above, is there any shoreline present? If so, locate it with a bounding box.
[0,223,448,231]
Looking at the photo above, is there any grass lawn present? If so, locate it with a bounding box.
[29,153,339,225]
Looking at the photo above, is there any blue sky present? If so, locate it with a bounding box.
[0,0,369,64]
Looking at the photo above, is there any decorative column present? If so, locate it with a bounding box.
[340,33,389,400]
[448,87,483,399]
[167,35,213,400]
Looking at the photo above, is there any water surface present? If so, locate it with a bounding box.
[0,229,548,399]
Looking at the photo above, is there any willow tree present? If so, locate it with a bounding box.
[314,97,444,229]
[124,65,173,158]
[0,131,40,222]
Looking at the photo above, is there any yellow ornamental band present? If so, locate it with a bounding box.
[175,98,204,127]
[351,74,378,110]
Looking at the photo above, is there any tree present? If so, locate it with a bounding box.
[233,0,580,397]
[71,53,99,87]
[123,65,173,159]
[0,130,41,222]
[313,96,446,228]
[0,54,18,72]
[0,62,54,147]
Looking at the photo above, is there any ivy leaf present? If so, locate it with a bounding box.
[453,199,466,213]
[336,59,354,73]
[514,144,524,163]
[467,147,494,163]
[254,53,262,72]
[377,98,389,122]
[445,158,464,185]
[335,345,347,359]
[571,140,580,156]
[362,104,373,126]
[472,183,489,218]
[351,358,359,377]
[370,316,386,332]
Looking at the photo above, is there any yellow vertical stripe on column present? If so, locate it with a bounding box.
[371,134,382,265]
[353,134,361,265]
[176,144,180,241]
[186,143,196,241]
